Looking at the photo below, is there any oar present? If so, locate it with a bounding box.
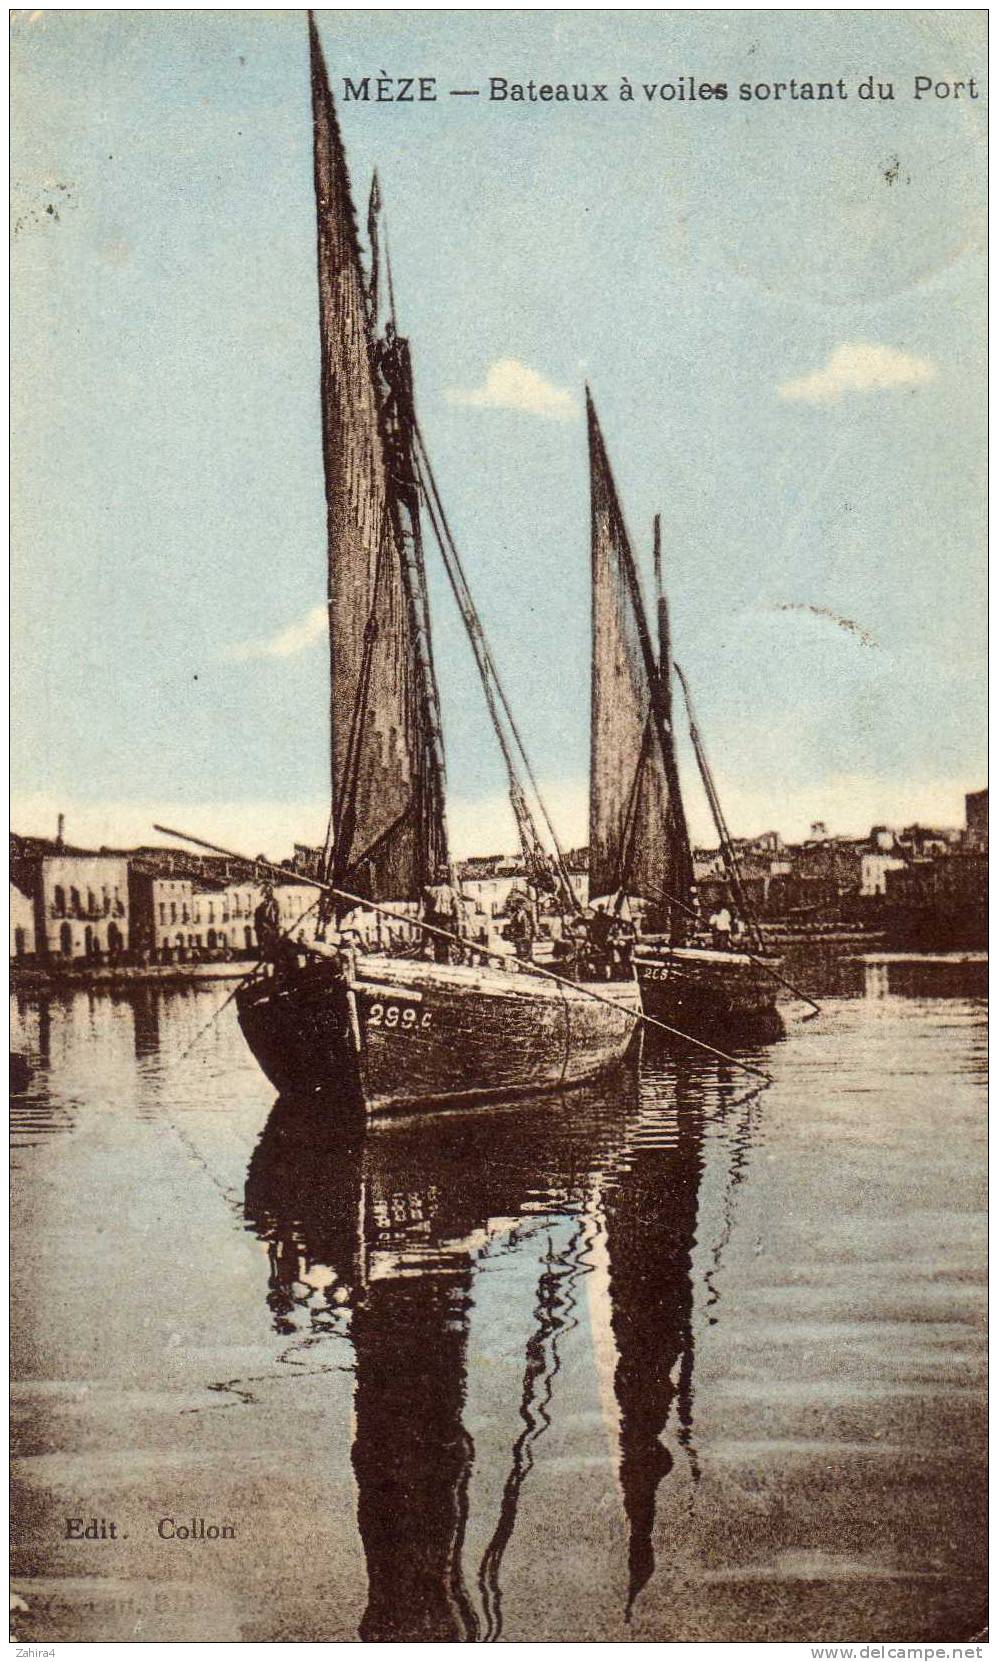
[153,825,773,1083]
[660,889,821,1016]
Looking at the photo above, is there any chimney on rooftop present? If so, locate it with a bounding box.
[56,813,65,848]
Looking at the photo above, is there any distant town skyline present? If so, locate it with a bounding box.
[9,774,984,868]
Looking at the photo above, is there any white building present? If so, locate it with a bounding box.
[36,853,130,958]
[860,852,907,897]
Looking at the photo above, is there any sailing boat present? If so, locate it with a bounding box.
[586,392,784,1041]
[235,19,638,1113]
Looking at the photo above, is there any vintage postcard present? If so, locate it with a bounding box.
[10,8,986,1648]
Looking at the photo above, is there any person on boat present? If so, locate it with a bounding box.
[580,902,614,978]
[420,865,461,964]
[607,912,636,978]
[505,887,536,963]
[256,882,305,976]
[254,884,281,959]
[550,912,586,979]
[709,904,733,951]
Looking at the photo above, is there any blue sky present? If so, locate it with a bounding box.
[11,10,986,856]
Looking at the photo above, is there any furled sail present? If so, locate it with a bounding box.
[587,392,694,934]
[310,17,447,902]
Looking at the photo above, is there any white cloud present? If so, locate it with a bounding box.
[778,341,937,405]
[445,358,579,421]
[224,604,326,663]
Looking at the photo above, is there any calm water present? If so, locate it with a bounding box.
[10,960,987,1643]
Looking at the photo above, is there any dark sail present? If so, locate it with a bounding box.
[587,392,694,935]
[310,17,447,901]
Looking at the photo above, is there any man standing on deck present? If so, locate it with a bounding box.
[709,904,733,951]
[420,864,461,964]
[254,883,281,959]
[505,888,537,963]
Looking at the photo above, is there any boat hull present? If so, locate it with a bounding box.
[236,954,640,1116]
[633,943,784,1043]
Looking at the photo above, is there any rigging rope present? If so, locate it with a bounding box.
[674,662,765,954]
[413,429,580,913]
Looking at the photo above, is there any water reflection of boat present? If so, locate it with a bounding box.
[244,1061,747,1638]
[10,1053,32,1094]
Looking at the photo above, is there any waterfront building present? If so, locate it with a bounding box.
[211,881,262,954]
[189,882,237,952]
[860,851,907,897]
[129,872,195,957]
[34,851,130,958]
[10,878,36,958]
[128,872,322,958]
[456,857,588,923]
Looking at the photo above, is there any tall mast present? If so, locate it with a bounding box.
[652,514,671,723]
[368,179,452,880]
[651,511,695,935]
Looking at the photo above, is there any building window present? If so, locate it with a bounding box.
[170,902,177,923]
[70,887,82,917]
[53,885,66,916]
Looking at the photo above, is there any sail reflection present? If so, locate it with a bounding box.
[244,1057,749,1639]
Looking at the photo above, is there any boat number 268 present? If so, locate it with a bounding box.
[366,1001,431,1031]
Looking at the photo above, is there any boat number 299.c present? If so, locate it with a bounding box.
[365,1001,431,1031]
